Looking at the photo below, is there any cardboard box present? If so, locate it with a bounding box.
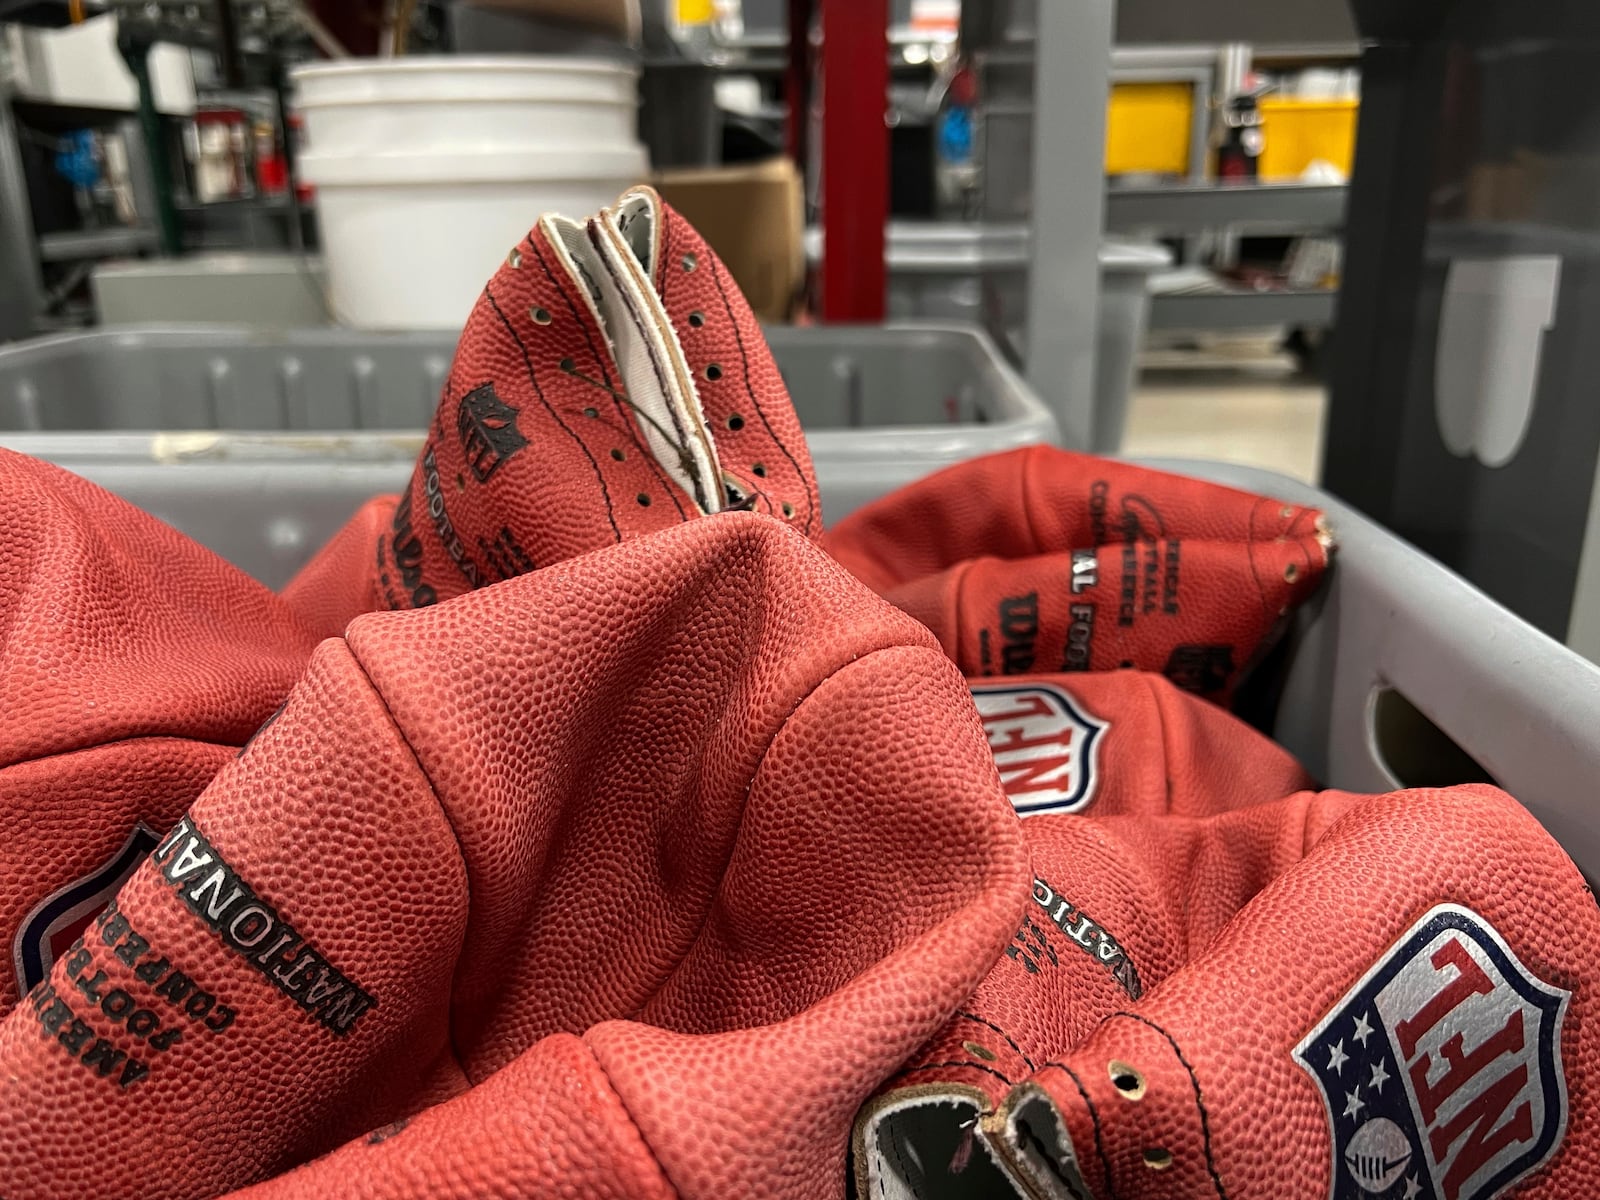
[652,158,805,323]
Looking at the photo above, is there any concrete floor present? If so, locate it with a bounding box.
[1122,363,1328,484]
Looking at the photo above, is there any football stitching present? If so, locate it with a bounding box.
[705,251,818,535]
[899,1059,1015,1087]
[1108,1011,1229,1199]
[885,1103,920,1193]
[483,286,622,542]
[590,225,712,513]
[1046,1061,1121,1200]
[528,238,688,522]
[956,1010,1037,1071]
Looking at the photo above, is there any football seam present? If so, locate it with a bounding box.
[704,249,818,535]
[1018,446,1051,557]
[483,283,624,543]
[528,236,689,522]
[1243,496,1274,619]
[573,1032,689,1199]
[588,219,715,514]
[956,1009,1037,1071]
[898,1058,1015,1087]
[645,641,951,1010]
[1045,1060,1121,1200]
[1138,671,1177,821]
[1107,1010,1229,1199]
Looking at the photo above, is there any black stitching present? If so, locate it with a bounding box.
[899,1059,1015,1087]
[528,238,687,522]
[956,1011,1037,1071]
[485,287,621,541]
[1047,1062,1120,1200]
[1110,1011,1229,1200]
[705,251,819,535]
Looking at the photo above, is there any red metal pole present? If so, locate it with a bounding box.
[819,0,888,322]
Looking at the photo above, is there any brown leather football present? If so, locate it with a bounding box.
[0,448,319,1019]
[0,512,1028,1200]
[283,186,819,638]
[824,446,1332,703]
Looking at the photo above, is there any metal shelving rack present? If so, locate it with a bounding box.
[1103,180,1347,232]
[0,7,195,338]
[0,1,318,340]
[788,0,1363,441]
[1105,179,1348,330]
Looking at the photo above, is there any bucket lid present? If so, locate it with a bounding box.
[297,145,648,187]
[292,55,638,107]
[291,56,638,82]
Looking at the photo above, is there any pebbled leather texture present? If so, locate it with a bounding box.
[282,189,819,636]
[857,785,1600,1200]
[999,785,1600,1200]
[823,445,1332,703]
[0,449,320,1016]
[278,496,398,641]
[0,512,1029,1200]
[855,786,1359,1198]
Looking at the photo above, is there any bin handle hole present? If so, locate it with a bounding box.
[1370,686,1497,789]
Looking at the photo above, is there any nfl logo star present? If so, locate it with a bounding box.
[1293,904,1570,1200]
[970,683,1108,816]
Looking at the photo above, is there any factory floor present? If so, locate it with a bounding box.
[1122,355,1327,484]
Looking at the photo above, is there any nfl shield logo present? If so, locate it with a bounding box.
[12,823,160,995]
[1293,904,1569,1200]
[970,683,1108,816]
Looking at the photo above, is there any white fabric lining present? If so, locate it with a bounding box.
[1001,1085,1092,1200]
[612,187,660,277]
[591,195,722,512]
[538,207,721,513]
[541,213,604,311]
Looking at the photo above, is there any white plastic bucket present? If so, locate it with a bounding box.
[291,57,639,157]
[299,146,647,331]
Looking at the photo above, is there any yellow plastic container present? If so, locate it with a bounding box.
[1257,97,1359,180]
[1104,82,1194,177]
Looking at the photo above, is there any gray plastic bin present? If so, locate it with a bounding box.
[807,225,1170,453]
[0,323,1058,584]
[1162,459,1600,885]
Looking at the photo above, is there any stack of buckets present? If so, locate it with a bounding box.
[292,57,648,330]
